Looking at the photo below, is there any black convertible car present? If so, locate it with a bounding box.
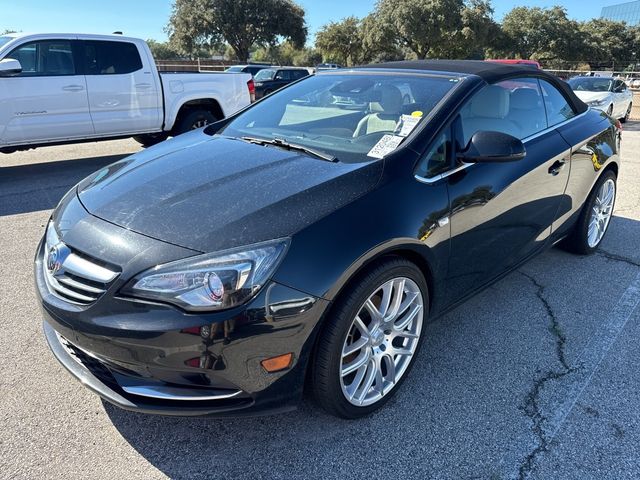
[37,61,621,419]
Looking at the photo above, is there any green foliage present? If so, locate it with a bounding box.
[166,0,307,62]
[1,29,17,35]
[146,39,181,60]
[316,17,366,66]
[253,42,321,66]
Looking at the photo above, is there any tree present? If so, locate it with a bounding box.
[167,0,307,62]
[316,17,365,66]
[1,29,16,35]
[500,6,582,66]
[146,39,181,60]
[579,19,634,67]
[372,0,466,59]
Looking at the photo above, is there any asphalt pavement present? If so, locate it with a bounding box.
[1,127,639,480]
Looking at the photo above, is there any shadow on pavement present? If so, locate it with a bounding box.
[103,216,640,480]
[0,154,127,216]
[622,120,640,132]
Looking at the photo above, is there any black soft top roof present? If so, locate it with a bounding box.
[357,59,588,114]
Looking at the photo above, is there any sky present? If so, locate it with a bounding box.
[0,0,631,42]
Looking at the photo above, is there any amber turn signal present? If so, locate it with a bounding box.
[261,353,293,373]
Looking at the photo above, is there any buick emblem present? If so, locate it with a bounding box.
[47,243,66,274]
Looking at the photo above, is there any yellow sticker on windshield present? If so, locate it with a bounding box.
[411,111,423,117]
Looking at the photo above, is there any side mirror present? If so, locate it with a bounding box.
[0,58,22,77]
[458,131,526,163]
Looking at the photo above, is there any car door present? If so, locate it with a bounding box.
[273,70,292,90]
[613,80,631,118]
[81,39,161,135]
[0,38,93,145]
[442,77,572,304]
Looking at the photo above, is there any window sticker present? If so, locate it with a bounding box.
[367,134,405,159]
[397,114,422,137]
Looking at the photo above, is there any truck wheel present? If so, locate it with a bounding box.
[133,133,168,148]
[175,110,218,136]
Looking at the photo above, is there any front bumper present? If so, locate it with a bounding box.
[36,200,329,417]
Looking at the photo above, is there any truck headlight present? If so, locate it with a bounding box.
[123,239,289,311]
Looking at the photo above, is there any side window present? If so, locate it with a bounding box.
[294,70,308,80]
[415,128,452,179]
[615,80,626,92]
[459,77,547,145]
[8,40,75,76]
[275,70,290,81]
[83,41,142,75]
[539,79,576,127]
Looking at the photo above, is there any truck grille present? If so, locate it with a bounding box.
[43,222,119,305]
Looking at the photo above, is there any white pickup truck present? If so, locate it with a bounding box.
[0,33,253,153]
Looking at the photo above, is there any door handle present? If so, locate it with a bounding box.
[548,159,567,176]
[62,85,84,92]
[135,83,152,89]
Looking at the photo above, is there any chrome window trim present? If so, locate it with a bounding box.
[414,109,589,185]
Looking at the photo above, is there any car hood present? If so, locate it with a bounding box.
[573,91,610,103]
[77,131,382,253]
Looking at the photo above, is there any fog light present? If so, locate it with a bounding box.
[261,353,293,373]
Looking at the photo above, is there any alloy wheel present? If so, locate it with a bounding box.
[339,277,424,407]
[587,178,615,248]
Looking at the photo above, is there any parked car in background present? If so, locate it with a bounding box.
[568,76,633,122]
[487,59,541,69]
[316,63,343,71]
[253,67,309,99]
[38,60,621,419]
[630,78,640,89]
[0,33,253,152]
[225,64,270,77]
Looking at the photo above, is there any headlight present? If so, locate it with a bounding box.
[587,99,607,107]
[123,239,289,311]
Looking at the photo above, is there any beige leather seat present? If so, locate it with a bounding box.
[461,85,519,145]
[353,85,403,137]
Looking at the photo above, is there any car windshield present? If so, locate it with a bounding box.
[0,36,13,49]
[568,77,613,92]
[254,69,276,81]
[225,66,244,73]
[219,72,462,163]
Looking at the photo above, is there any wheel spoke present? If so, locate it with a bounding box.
[378,281,393,318]
[394,303,422,332]
[364,299,383,324]
[382,354,396,386]
[342,335,368,357]
[355,359,376,403]
[353,315,370,338]
[384,278,405,322]
[346,364,368,400]
[342,350,369,376]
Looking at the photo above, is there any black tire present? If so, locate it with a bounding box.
[621,103,632,123]
[560,170,617,255]
[174,109,218,136]
[311,257,429,419]
[133,133,168,148]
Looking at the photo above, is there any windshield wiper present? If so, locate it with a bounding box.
[241,136,337,162]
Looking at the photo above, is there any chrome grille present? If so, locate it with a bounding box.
[43,222,119,305]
